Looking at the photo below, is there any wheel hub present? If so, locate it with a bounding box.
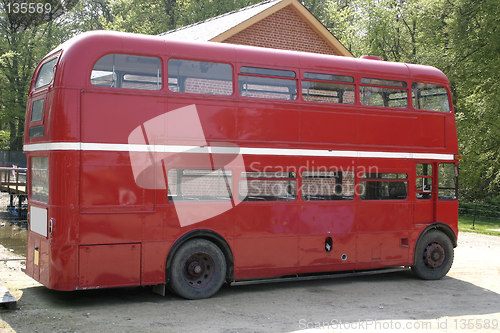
[188,262,203,275]
[423,242,445,269]
[182,253,215,288]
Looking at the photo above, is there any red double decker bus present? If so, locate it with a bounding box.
[24,31,459,299]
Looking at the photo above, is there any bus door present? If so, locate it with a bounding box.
[414,162,435,224]
[233,165,300,278]
[435,162,459,224]
[298,168,357,270]
[356,168,411,264]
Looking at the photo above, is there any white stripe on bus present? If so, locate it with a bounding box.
[23,142,455,160]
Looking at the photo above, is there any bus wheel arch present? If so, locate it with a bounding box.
[165,230,234,298]
[412,224,456,280]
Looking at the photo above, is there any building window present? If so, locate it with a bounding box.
[168,59,233,95]
[91,54,162,90]
[412,82,450,112]
[239,171,296,201]
[167,169,232,202]
[360,173,408,200]
[438,163,458,200]
[360,78,408,108]
[302,171,354,200]
[416,163,433,199]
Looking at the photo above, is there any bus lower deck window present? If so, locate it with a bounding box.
[239,171,296,201]
[167,169,232,201]
[302,171,354,200]
[438,163,458,200]
[360,173,408,200]
[416,163,433,199]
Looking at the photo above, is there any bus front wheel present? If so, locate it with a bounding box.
[412,230,454,280]
[169,239,227,299]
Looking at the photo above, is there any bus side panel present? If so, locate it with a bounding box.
[49,89,80,142]
[79,151,154,212]
[232,203,300,279]
[436,200,459,236]
[80,91,165,144]
[356,202,411,265]
[237,104,300,142]
[414,114,446,148]
[358,113,413,147]
[49,244,78,290]
[298,204,357,268]
[300,108,358,144]
[141,240,172,285]
[355,160,413,267]
[79,244,141,288]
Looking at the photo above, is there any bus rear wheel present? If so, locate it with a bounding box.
[412,230,454,280]
[169,239,226,299]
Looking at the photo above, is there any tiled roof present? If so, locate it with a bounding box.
[158,0,281,41]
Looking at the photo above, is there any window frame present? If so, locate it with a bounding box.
[301,71,356,105]
[239,171,297,202]
[412,82,451,113]
[167,58,234,96]
[167,168,233,202]
[301,170,355,201]
[90,53,164,92]
[438,163,458,200]
[237,64,298,101]
[33,53,60,91]
[359,77,409,109]
[359,172,409,200]
[416,163,433,200]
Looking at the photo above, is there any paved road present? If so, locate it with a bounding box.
[0,232,499,333]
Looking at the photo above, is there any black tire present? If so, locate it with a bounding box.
[168,239,226,299]
[412,230,454,280]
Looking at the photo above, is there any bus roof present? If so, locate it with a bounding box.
[42,30,449,90]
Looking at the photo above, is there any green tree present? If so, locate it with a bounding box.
[444,0,500,200]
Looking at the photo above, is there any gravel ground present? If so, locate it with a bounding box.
[0,192,499,333]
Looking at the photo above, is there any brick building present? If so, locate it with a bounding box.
[159,0,353,57]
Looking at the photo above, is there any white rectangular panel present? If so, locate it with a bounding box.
[30,206,47,237]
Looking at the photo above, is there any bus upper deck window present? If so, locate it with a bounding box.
[360,78,408,109]
[167,59,233,95]
[238,66,297,100]
[302,72,355,104]
[34,57,58,90]
[91,54,162,90]
[412,82,450,112]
